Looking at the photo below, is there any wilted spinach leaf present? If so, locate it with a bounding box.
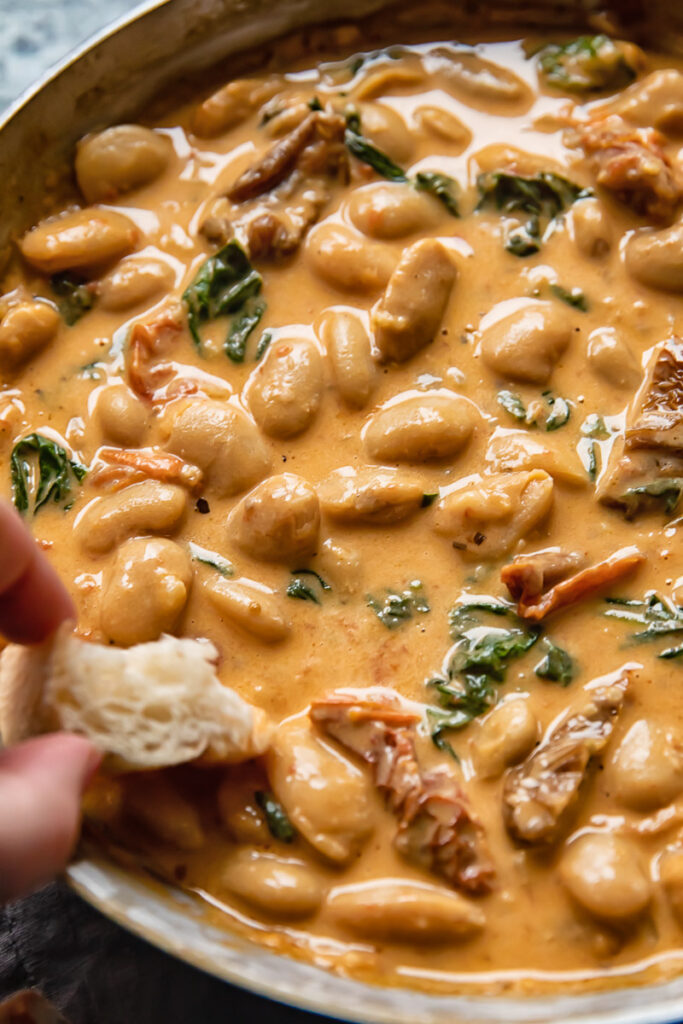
[367,581,429,629]
[182,241,262,350]
[287,569,331,605]
[550,283,588,311]
[535,638,574,684]
[254,791,296,842]
[11,433,87,515]
[225,298,266,363]
[51,273,94,325]
[539,35,638,93]
[414,171,460,216]
[188,542,234,577]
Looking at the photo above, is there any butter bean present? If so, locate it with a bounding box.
[318,465,425,524]
[306,223,395,293]
[21,208,138,274]
[372,239,456,363]
[560,833,651,922]
[205,576,291,642]
[364,392,477,462]
[347,182,441,239]
[75,125,171,203]
[320,310,375,408]
[480,301,570,384]
[75,480,186,554]
[221,848,325,918]
[97,257,173,311]
[0,300,60,369]
[97,384,150,446]
[247,340,323,439]
[229,474,320,563]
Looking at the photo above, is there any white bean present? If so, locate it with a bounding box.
[611,720,683,811]
[471,698,539,779]
[480,301,570,384]
[221,848,325,918]
[320,310,375,408]
[433,469,554,559]
[347,182,441,240]
[587,328,641,390]
[229,473,320,563]
[100,538,191,646]
[560,833,651,922]
[625,223,683,293]
[205,576,291,642]
[167,399,271,496]
[372,239,456,363]
[306,222,395,293]
[267,719,373,863]
[191,77,282,137]
[97,257,173,311]
[570,199,611,258]
[75,480,186,554]
[21,208,138,274]
[246,340,323,439]
[326,879,485,942]
[0,301,60,369]
[415,106,471,149]
[75,125,171,204]
[97,384,150,446]
[364,392,478,463]
[318,465,425,524]
[358,102,415,162]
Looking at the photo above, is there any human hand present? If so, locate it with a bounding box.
[0,502,100,900]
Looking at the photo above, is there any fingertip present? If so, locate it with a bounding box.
[0,549,76,644]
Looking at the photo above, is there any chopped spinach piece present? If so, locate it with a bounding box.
[367,581,429,629]
[287,569,331,605]
[619,479,683,520]
[539,35,638,93]
[421,492,439,507]
[535,638,574,684]
[255,331,273,361]
[344,121,407,181]
[544,393,571,431]
[308,95,324,111]
[427,599,540,752]
[604,592,683,645]
[188,542,234,577]
[581,414,610,439]
[497,390,527,422]
[225,298,266,363]
[414,171,460,216]
[11,433,86,515]
[182,241,262,351]
[51,273,94,325]
[476,171,590,256]
[550,283,588,311]
[254,791,296,843]
[585,440,599,482]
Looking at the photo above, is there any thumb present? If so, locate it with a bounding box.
[0,733,101,901]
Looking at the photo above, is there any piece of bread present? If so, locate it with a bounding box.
[0,625,271,771]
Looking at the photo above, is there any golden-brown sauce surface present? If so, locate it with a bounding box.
[5,20,683,995]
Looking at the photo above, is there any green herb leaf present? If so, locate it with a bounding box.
[421,492,438,507]
[550,283,588,311]
[344,124,407,181]
[585,440,599,482]
[619,479,683,520]
[604,592,683,658]
[414,171,459,216]
[539,35,638,93]
[254,791,296,843]
[287,569,331,604]
[11,433,87,515]
[51,273,94,325]
[581,414,610,439]
[535,638,574,684]
[545,394,571,431]
[308,96,324,111]
[182,241,262,350]
[477,171,590,256]
[255,331,273,361]
[367,580,429,629]
[225,298,266,363]
[497,390,527,422]
[188,542,234,577]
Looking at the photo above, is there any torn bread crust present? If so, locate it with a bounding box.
[0,625,271,771]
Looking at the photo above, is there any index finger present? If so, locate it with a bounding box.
[0,502,75,644]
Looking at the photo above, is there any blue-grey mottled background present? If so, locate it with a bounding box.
[0,0,141,110]
[0,3,333,1020]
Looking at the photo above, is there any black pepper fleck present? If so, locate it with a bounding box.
[473,531,486,546]
[195,497,210,514]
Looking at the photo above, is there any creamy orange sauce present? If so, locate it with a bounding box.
[4,19,683,995]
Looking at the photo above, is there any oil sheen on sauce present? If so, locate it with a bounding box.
[3,19,683,996]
